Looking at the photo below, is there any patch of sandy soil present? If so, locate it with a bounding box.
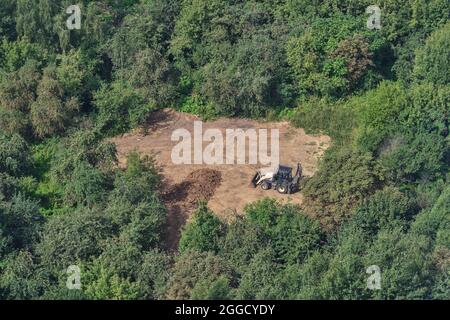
[111,109,331,250]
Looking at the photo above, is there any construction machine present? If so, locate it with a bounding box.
[251,163,302,194]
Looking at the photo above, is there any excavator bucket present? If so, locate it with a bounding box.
[288,163,303,193]
[251,172,261,188]
[295,163,302,177]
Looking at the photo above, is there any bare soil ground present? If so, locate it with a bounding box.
[111,109,331,250]
[160,168,223,250]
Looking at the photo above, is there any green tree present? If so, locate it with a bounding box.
[0,250,49,300]
[303,147,382,228]
[293,251,333,299]
[0,0,15,41]
[106,152,166,249]
[179,203,224,253]
[401,83,449,136]
[36,208,113,270]
[191,276,231,300]
[290,97,356,145]
[414,22,450,85]
[56,49,98,100]
[94,81,148,135]
[83,260,140,300]
[171,0,293,116]
[413,186,450,244]
[15,0,58,48]
[379,131,447,182]
[109,151,160,204]
[330,35,374,87]
[108,197,167,250]
[244,198,325,264]
[49,128,117,184]
[355,81,408,153]
[63,161,108,207]
[0,194,44,251]
[235,248,281,299]
[350,187,416,238]
[0,134,32,176]
[218,217,265,275]
[245,198,280,235]
[286,15,386,98]
[370,83,449,182]
[165,251,233,300]
[0,61,40,136]
[364,227,435,299]
[137,249,172,300]
[121,48,178,109]
[30,67,80,138]
[0,38,48,72]
[271,205,325,264]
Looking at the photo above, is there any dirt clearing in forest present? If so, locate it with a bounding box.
[111,109,331,249]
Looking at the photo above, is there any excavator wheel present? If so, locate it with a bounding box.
[277,184,288,194]
[261,181,271,190]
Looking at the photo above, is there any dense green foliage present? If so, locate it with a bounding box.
[0,0,448,300]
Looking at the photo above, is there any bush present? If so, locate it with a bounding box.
[379,131,447,182]
[414,22,450,85]
[290,97,355,145]
[0,134,32,176]
[36,208,114,270]
[355,81,408,153]
[179,203,224,254]
[179,94,217,120]
[286,15,386,98]
[165,251,233,300]
[350,187,417,238]
[94,81,150,136]
[303,147,382,227]
[30,67,80,138]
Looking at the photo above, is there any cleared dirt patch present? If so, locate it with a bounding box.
[111,109,331,250]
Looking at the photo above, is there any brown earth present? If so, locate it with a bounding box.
[111,109,331,250]
[160,168,222,250]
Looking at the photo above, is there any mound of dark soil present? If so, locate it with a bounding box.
[162,169,222,251]
[163,169,222,207]
[184,169,222,205]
